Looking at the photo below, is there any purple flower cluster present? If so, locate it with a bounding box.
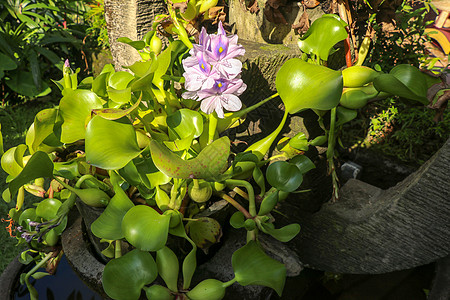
[182,22,247,118]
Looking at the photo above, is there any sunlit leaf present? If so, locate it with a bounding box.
[166,109,203,139]
[1,144,27,177]
[85,116,141,170]
[9,151,54,197]
[36,198,62,220]
[122,205,170,251]
[150,136,230,180]
[298,14,348,61]
[276,58,343,113]
[59,89,103,143]
[373,64,429,104]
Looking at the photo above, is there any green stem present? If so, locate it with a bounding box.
[208,112,219,145]
[246,110,289,160]
[225,179,256,217]
[327,107,339,201]
[24,252,53,300]
[218,192,252,219]
[228,93,279,120]
[193,179,200,189]
[115,240,122,258]
[223,278,237,288]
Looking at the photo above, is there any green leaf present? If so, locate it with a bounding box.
[266,161,303,192]
[298,14,348,61]
[289,132,309,151]
[92,93,142,120]
[156,246,179,292]
[117,37,146,50]
[289,155,315,174]
[336,106,357,127]
[182,246,197,290]
[19,208,37,230]
[121,205,170,251]
[373,64,429,104]
[230,211,245,229]
[31,272,49,280]
[29,108,59,152]
[85,116,142,170]
[5,70,51,97]
[276,58,343,113]
[108,71,135,90]
[107,87,132,104]
[36,198,62,220]
[232,240,286,296]
[1,144,27,177]
[59,89,103,143]
[102,249,158,300]
[259,222,300,242]
[150,136,230,181]
[91,184,134,240]
[187,217,222,250]
[258,191,278,216]
[9,151,54,197]
[0,52,18,71]
[166,109,204,139]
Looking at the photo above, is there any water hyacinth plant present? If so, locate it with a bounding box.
[1,7,445,300]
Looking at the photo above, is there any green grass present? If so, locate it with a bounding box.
[0,98,58,274]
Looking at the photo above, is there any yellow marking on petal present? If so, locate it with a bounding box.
[218,83,222,88]
[201,63,205,69]
[219,47,223,53]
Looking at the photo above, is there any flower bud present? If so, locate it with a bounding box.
[186,279,226,300]
[188,180,213,203]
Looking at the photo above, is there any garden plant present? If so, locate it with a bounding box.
[1,1,448,299]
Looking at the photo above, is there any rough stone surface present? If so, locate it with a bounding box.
[279,138,450,274]
[193,226,303,299]
[229,0,325,45]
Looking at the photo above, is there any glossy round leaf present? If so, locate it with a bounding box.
[373,64,428,104]
[59,89,103,143]
[297,14,348,61]
[276,58,343,113]
[167,109,204,139]
[30,108,59,153]
[85,115,141,170]
[36,198,62,220]
[230,211,245,229]
[108,71,135,90]
[91,186,134,240]
[289,155,315,174]
[122,205,170,251]
[266,161,303,192]
[232,240,286,296]
[1,145,27,177]
[102,249,158,300]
